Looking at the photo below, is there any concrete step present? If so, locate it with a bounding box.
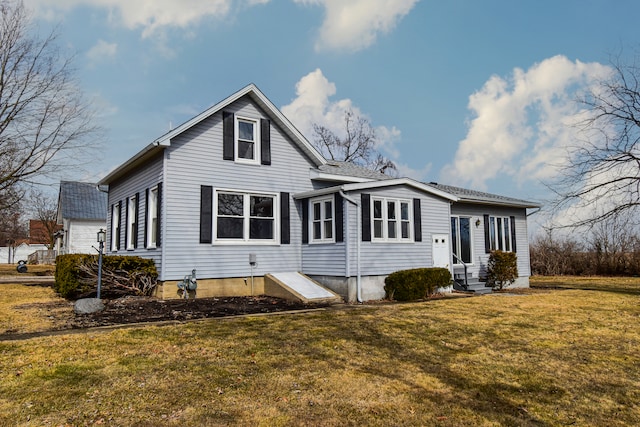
[454,278,493,294]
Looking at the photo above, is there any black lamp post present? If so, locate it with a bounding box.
[96,229,106,299]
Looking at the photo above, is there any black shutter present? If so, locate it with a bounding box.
[109,203,114,251]
[156,183,162,246]
[510,216,517,253]
[413,198,422,242]
[335,193,344,243]
[117,201,122,250]
[261,119,271,165]
[361,193,371,242]
[223,111,234,160]
[302,199,309,244]
[484,214,491,254]
[144,189,149,248]
[200,186,213,244]
[134,193,139,248]
[124,198,129,248]
[280,192,290,244]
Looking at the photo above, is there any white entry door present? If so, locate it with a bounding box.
[432,234,450,268]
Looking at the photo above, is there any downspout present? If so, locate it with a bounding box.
[339,190,362,303]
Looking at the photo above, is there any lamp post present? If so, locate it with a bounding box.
[96,229,106,299]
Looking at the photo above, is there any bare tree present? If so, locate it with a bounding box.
[549,53,640,228]
[0,1,98,212]
[312,109,397,175]
[29,189,59,249]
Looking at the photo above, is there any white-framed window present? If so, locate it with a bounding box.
[372,197,412,242]
[489,216,512,252]
[451,216,472,264]
[214,189,278,243]
[126,195,137,250]
[310,196,334,243]
[235,116,260,164]
[147,186,158,248]
[111,202,120,252]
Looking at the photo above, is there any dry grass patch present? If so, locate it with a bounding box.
[0,284,72,334]
[0,278,639,425]
[0,264,55,277]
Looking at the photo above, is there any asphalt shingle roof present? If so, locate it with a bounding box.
[317,160,394,181]
[425,182,540,208]
[59,181,108,220]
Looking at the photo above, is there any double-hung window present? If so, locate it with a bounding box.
[111,202,120,252]
[489,216,512,251]
[147,186,158,248]
[310,197,334,243]
[235,116,260,164]
[372,197,412,242]
[215,190,277,243]
[126,195,137,250]
[451,216,472,264]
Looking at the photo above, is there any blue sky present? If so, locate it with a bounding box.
[24,0,640,225]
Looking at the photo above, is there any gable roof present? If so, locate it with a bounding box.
[294,177,459,202]
[425,182,540,208]
[99,84,326,185]
[58,181,108,220]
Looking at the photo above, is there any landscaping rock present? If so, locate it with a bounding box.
[74,298,105,314]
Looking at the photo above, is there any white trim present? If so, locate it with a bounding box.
[309,196,335,244]
[234,115,260,165]
[451,215,474,266]
[488,215,513,252]
[293,178,459,202]
[371,197,413,243]
[110,202,120,252]
[309,169,376,183]
[126,195,137,250]
[213,188,280,245]
[146,185,158,249]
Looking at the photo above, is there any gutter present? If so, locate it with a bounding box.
[339,190,362,303]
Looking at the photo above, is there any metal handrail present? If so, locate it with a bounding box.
[451,253,468,287]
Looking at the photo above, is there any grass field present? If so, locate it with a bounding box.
[0,276,639,426]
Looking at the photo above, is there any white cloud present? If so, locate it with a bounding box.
[440,55,611,191]
[25,0,263,38]
[86,39,117,64]
[294,0,419,52]
[281,68,402,164]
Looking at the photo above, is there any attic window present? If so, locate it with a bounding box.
[235,116,260,164]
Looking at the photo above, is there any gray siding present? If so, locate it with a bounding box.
[106,153,164,274]
[302,186,451,278]
[161,97,317,281]
[450,203,531,279]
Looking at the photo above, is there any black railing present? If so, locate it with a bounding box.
[451,253,468,287]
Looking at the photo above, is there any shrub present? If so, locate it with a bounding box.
[384,267,452,301]
[55,254,158,299]
[486,250,518,290]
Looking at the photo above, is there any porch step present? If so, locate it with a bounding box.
[454,278,493,295]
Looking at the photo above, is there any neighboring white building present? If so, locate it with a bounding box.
[0,243,48,264]
[56,181,107,255]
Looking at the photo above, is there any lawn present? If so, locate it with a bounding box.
[0,276,639,426]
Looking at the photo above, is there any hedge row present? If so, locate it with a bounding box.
[384,267,452,301]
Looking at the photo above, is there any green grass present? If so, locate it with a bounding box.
[0,277,639,425]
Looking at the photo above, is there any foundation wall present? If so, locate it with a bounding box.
[154,277,265,300]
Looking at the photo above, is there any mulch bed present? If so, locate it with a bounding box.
[71,295,328,329]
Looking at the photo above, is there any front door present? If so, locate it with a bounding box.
[432,234,450,268]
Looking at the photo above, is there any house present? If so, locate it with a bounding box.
[55,181,108,255]
[98,84,539,302]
